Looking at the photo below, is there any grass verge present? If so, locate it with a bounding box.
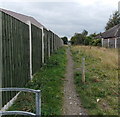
[7,47,67,116]
[71,45,118,115]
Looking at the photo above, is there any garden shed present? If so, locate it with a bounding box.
[101,24,120,48]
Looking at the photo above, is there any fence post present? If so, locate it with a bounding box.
[115,38,117,48]
[101,38,103,47]
[27,21,33,80]
[41,27,44,64]
[36,90,41,116]
[108,39,110,48]
[82,57,85,83]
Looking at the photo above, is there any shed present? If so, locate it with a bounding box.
[100,24,120,48]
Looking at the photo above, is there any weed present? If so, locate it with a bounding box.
[8,47,67,116]
[71,45,118,115]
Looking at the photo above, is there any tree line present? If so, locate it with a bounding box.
[61,10,120,46]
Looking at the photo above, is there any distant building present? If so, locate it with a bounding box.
[96,2,120,48]
[101,24,120,48]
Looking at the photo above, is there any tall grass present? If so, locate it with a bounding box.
[73,46,118,69]
[71,45,118,115]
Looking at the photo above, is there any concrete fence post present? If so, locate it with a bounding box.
[108,39,110,48]
[115,38,117,48]
[101,38,103,47]
[27,21,33,80]
[41,27,44,64]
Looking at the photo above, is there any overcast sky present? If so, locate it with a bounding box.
[0,0,120,39]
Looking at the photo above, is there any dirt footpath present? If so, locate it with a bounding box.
[63,47,88,115]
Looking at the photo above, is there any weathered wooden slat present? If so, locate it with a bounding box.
[31,24,42,74]
[43,28,49,63]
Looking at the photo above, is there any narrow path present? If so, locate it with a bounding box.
[63,47,87,115]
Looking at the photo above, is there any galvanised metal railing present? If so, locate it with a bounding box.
[0,88,41,117]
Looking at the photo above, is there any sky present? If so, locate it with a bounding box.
[0,0,120,39]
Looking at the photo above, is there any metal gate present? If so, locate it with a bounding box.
[0,88,41,116]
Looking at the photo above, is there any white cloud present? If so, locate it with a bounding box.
[0,0,119,38]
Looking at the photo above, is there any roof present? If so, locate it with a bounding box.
[95,34,102,39]
[0,8,46,29]
[101,24,120,39]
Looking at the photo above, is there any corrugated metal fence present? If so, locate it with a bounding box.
[0,11,63,109]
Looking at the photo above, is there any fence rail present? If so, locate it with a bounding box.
[0,88,41,116]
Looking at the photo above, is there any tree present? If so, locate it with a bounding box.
[71,31,101,46]
[71,33,85,45]
[82,30,88,36]
[105,11,120,30]
[84,36,93,45]
[70,30,89,45]
[89,33,98,38]
[61,36,68,44]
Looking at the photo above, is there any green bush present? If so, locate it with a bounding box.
[90,39,101,46]
[71,32,101,47]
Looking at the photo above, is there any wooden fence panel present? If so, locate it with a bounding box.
[49,31,53,56]
[43,28,49,63]
[0,11,63,109]
[31,24,42,75]
[1,12,30,107]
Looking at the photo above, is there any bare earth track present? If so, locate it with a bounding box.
[63,47,88,115]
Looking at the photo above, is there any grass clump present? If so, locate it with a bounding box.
[71,45,118,115]
[8,47,67,116]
